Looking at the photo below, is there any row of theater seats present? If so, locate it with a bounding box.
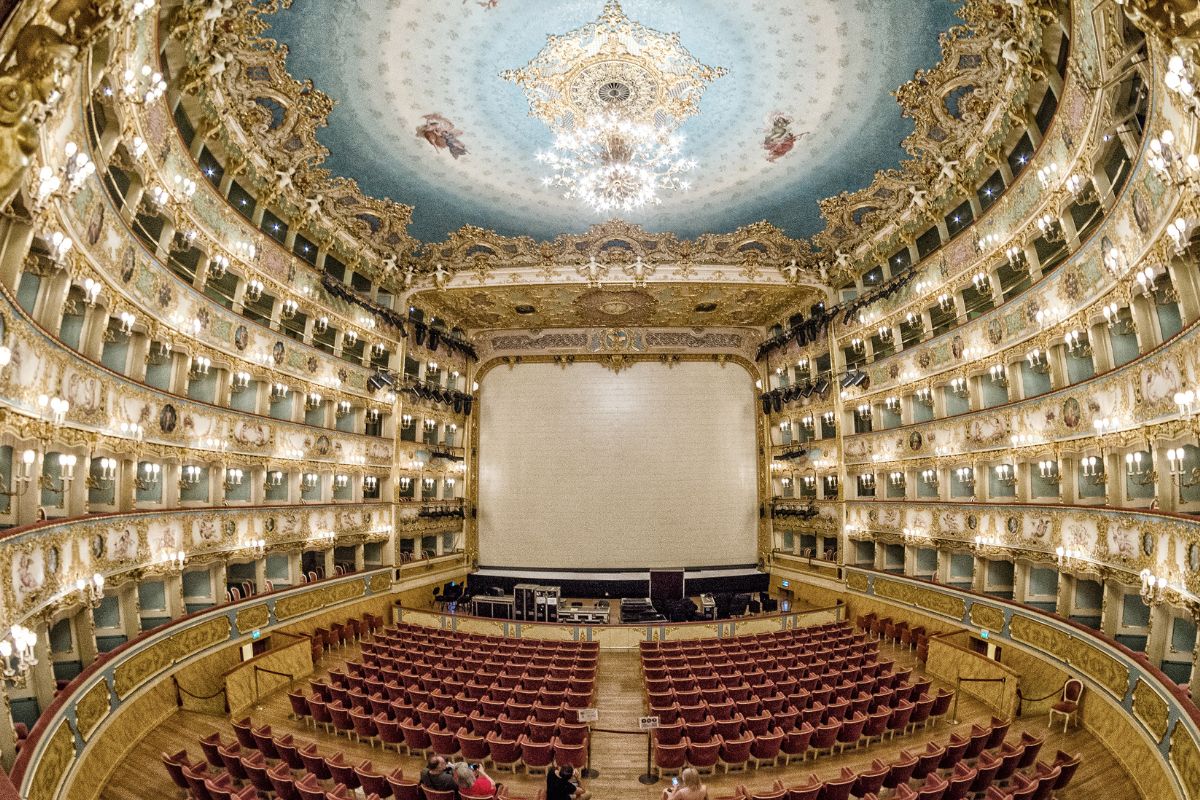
[643,621,956,770]
[307,613,386,664]
[160,719,529,800]
[712,723,1079,800]
[856,614,929,663]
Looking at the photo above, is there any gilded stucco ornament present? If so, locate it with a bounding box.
[164,0,1046,292]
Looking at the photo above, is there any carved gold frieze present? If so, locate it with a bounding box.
[1170,721,1200,800]
[368,572,391,593]
[873,577,966,621]
[1132,677,1170,742]
[969,603,1005,634]
[73,679,111,742]
[112,616,231,699]
[846,571,870,593]
[25,718,75,800]
[235,604,270,635]
[274,579,364,621]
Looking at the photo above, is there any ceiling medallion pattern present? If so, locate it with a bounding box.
[167,0,1046,291]
[503,1,726,213]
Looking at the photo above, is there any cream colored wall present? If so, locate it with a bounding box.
[477,361,758,568]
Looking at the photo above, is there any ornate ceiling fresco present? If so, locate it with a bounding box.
[175,0,1042,291]
[262,0,961,243]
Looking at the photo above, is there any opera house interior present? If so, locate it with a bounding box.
[1,0,1200,799]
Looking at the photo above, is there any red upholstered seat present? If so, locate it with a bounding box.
[686,736,722,774]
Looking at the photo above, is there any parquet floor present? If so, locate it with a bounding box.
[101,639,1143,800]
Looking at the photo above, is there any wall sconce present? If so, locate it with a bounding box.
[1,450,35,512]
[779,420,792,437]
[115,311,137,336]
[36,394,70,425]
[40,453,77,501]
[179,465,202,488]
[400,414,413,429]
[988,364,1008,387]
[223,468,244,490]
[305,392,323,411]
[858,474,875,490]
[1026,349,1050,374]
[301,473,319,491]
[1139,569,1168,604]
[1080,455,1105,485]
[800,415,814,432]
[994,464,1017,487]
[884,397,901,414]
[233,240,257,261]
[914,388,933,407]
[1101,302,1136,335]
[366,409,381,424]
[949,377,968,398]
[796,357,810,377]
[424,418,438,431]
[264,470,283,489]
[230,371,251,394]
[825,475,840,493]
[87,457,118,489]
[0,625,39,684]
[77,573,105,609]
[1036,161,1060,189]
[364,476,379,493]
[1063,330,1091,358]
[188,356,211,378]
[399,476,412,492]
[849,338,865,355]
[121,63,167,103]
[280,299,299,320]
[173,174,197,200]
[902,526,928,543]
[269,383,290,402]
[1166,447,1200,491]
[344,330,359,348]
[976,232,1002,253]
[821,411,836,427]
[1125,452,1156,485]
[918,469,937,487]
[313,316,329,335]
[311,530,336,546]
[802,475,816,492]
[1005,245,1025,266]
[1165,50,1198,114]
[1166,217,1191,255]
[81,277,101,307]
[334,474,349,490]
[955,466,975,488]
[973,535,1004,553]
[855,403,871,419]
[888,471,905,488]
[155,549,186,573]
[1104,246,1127,277]
[336,400,352,419]
[876,326,892,342]
[1036,213,1062,242]
[208,254,230,281]
[971,271,990,292]
[1037,460,1061,484]
[135,462,161,490]
[245,280,264,303]
[372,342,386,359]
[937,293,954,312]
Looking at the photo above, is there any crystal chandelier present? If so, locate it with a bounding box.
[536,114,696,212]
[505,1,724,214]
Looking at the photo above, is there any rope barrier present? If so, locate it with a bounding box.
[1016,679,1068,716]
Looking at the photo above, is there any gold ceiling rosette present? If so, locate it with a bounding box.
[502,0,726,213]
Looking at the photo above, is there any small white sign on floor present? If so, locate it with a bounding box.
[576,708,599,722]
[638,716,660,730]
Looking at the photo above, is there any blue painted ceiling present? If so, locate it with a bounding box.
[266,0,962,243]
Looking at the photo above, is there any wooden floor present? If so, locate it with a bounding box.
[102,640,1144,800]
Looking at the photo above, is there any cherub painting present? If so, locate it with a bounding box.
[416,114,468,159]
[763,113,807,163]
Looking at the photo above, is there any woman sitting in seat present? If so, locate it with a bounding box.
[662,767,708,800]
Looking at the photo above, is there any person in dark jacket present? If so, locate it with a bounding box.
[546,765,591,800]
[420,756,459,793]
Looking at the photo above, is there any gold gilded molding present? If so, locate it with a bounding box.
[274,580,364,621]
[1063,638,1130,699]
[73,680,111,742]
[113,616,231,699]
[368,573,391,593]
[1170,721,1200,800]
[874,578,965,620]
[846,572,869,593]
[1132,677,1170,742]
[235,604,270,635]
[1010,615,1070,662]
[970,603,1005,634]
[25,719,75,800]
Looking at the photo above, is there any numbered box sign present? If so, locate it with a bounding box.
[638,716,660,730]
[576,708,599,722]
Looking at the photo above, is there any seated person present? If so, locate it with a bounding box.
[546,765,591,800]
[663,768,708,800]
[419,756,459,792]
[455,762,496,796]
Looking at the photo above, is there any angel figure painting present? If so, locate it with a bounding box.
[762,113,806,162]
[416,113,469,159]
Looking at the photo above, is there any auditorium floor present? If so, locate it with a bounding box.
[102,642,1144,800]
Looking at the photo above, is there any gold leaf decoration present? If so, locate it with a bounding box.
[73,680,111,741]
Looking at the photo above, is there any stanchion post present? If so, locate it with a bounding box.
[949,674,962,725]
[639,731,658,785]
